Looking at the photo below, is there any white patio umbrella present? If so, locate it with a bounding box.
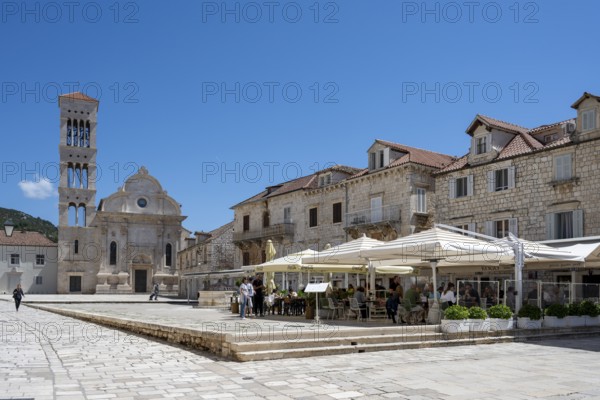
[302,234,389,296]
[361,227,511,311]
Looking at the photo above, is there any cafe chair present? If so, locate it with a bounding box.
[348,297,364,321]
[327,297,344,319]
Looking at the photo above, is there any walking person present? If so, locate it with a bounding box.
[13,283,25,312]
[239,277,249,319]
[149,282,159,301]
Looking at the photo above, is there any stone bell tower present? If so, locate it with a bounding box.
[57,92,100,293]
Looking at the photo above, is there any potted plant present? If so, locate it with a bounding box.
[517,304,542,329]
[579,300,600,327]
[441,305,469,333]
[543,304,568,328]
[305,294,316,320]
[566,302,585,327]
[487,304,514,331]
[467,306,489,332]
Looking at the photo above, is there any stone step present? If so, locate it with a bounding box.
[234,336,516,361]
[229,331,447,352]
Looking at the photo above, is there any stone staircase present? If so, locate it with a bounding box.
[229,324,600,361]
[24,302,600,362]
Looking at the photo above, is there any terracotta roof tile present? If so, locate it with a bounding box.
[348,169,369,179]
[543,136,572,149]
[59,92,99,103]
[528,119,574,134]
[375,140,456,169]
[472,114,529,135]
[497,134,539,160]
[0,231,57,246]
[436,155,469,174]
[232,164,361,207]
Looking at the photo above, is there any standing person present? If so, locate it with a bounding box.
[385,287,399,323]
[246,277,254,317]
[252,273,265,317]
[13,283,25,312]
[239,277,248,319]
[149,282,159,301]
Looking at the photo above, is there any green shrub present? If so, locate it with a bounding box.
[517,304,542,320]
[468,306,488,320]
[568,302,581,316]
[579,300,600,317]
[443,305,469,320]
[487,304,513,319]
[545,304,568,318]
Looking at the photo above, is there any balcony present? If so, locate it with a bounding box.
[232,223,295,243]
[344,205,401,240]
[345,205,401,227]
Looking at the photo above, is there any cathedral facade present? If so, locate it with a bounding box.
[56,93,185,294]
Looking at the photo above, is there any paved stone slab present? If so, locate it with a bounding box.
[1,300,600,399]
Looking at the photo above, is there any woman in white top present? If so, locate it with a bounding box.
[246,279,254,317]
[440,282,456,308]
[239,277,249,319]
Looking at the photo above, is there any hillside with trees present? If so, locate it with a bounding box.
[0,207,58,242]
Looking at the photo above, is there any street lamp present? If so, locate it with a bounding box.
[3,219,14,237]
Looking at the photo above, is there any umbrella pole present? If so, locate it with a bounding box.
[514,241,524,316]
[429,260,441,324]
[369,260,375,299]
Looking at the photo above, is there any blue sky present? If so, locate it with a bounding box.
[1,0,599,232]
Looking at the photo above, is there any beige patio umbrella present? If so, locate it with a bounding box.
[265,240,277,293]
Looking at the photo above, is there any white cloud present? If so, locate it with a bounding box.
[18,177,58,200]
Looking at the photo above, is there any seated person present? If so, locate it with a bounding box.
[464,283,481,307]
[354,286,368,319]
[401,284,425,324]
[347,284,355,297]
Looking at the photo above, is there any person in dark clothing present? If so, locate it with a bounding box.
[13,283,25,312]
[385,287,400,323]
[252,274,265,317]
[464,283,481,307]
[149,283,159,301]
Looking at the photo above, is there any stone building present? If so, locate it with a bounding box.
[434,91,600,286]
[178,221,235,296]
[56,93,186,294]
[230,144,455,289]
[1,227,57,294]
[230,91,600,292]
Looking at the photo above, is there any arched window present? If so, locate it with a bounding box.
[79,120,85,147]
[82,166,88,189]
[67,119,72,146]
[85,121,90,147]
[109,241,117,265]
[74,164,82,188]
[165,243,172,267]
[68,203,77,226]
[78,204,86,227]
[74,240,79,254]
[67,164,74,188]
[72,120,78,147]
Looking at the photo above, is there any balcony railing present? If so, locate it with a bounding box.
[233,223,295,242]
[345,205,401,228]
